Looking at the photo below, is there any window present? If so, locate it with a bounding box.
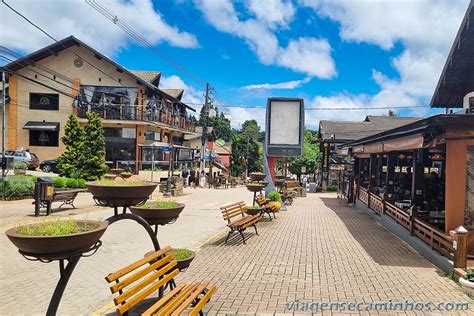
[29,130,59,147]
[29,93,59,110]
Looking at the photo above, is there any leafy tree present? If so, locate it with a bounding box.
[82,112,108,180]
[230,120,263,176]
[58,114,85,178]
[288,129,320,179]
[198,107,233,142]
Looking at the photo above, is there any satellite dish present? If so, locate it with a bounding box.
[215,139,225,146]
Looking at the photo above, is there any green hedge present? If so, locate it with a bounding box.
[1,176,35,199]
[327,185,338,192]
[53,177,86,189]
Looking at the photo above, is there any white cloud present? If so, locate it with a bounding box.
[241,77,312,90]
[247,0,295,29]
[194,0,336,78]
[228,106,267,129]
[0,0,198,55]
[300,0,469,122]
[159,75,204,113]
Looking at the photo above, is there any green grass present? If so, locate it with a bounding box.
[95,179,145,186]
[140,200,179,209]
[168,248,192,260]
[246,205,262,210]
[17,219,98,236]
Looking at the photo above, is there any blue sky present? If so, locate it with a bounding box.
[1,0,470,129]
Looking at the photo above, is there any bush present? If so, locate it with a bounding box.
[316,186,323,192]
[14,162,27,170]
[53,177,67,188]
[268,191,281,201]
[65,178,78,188]
[327,185,338,192]
[3,176,35,199]
[75,179,86,188]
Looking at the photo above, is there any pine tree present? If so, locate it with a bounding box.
[58,114,85,178]
[82,112,108,180]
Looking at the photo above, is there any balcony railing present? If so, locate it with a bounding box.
[75,104,196,132]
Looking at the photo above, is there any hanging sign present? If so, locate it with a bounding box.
[321,141,330,173]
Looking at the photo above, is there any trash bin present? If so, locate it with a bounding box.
[308,182,317,193]
[34,177,54,216]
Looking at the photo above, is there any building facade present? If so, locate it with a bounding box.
[2,36,198,171]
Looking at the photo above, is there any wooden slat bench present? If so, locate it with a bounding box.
[220,201,261,244]
[33,189,81,215]
[105,246,216,315]
[255,194,277,220]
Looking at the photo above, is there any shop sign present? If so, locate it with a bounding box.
[122,128,136,139]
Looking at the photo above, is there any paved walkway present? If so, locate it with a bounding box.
[1,191,471,315]
[177,193,471,315]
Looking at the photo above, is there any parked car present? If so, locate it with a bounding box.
[39,159,59,173]
[4,149,40,170]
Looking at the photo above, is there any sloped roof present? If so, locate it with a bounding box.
[431,1,474,108]
[319,115,420,142]
[215,145,231,155]
[130,70,161,86]
[161,88,184,101]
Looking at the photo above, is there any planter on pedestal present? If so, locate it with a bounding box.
[86,180,158,207]
[130,202,185,226]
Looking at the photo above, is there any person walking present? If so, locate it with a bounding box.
[199,170,206,188]
[189,169,196,188]
[181,168,189,187]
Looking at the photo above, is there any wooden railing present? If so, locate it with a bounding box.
[354,183,462,267]
[359,187,368,205]
[413,218,455,260]
[369,193,384,215]
[384,201,411,230]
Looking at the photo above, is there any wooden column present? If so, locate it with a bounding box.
[454,226,468,269]
[411,149,427,206]
[385,152,397,194]
[353,157,360,179]
[369,153,378,188]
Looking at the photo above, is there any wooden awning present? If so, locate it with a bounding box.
[364,142,384,154]
[353,145,364,153]
[383,134,424,152]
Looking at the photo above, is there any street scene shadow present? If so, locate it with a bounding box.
[320,196,433,268]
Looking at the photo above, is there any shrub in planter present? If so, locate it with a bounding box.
[459,269,474,297]
[130,200,185,225]
[14,162,27,175]
[327,185,338,192]
[245,205,262,216]
[3,176,35,199]
[5,219,108,255]
[53,177,67,188]
[267,191,282,211]
[167,248,195,271]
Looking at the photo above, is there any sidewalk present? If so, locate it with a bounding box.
[176,193,471,315]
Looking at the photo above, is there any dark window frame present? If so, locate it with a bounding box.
[29,93,59,110]
[29,130,59,147]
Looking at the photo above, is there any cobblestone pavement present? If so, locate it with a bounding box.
[176,193,472,315]
[1,191,471,315]
[0,186,252,315]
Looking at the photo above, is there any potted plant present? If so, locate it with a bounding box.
[459,269,474,296]
[86,178,158,207]
[120,171,133,179]
[246,182,266,192]
[130,200,185,226]
[245,205,263,216]
[14,162,27,175]
[267,191,282,211]
[249,172,266,182]
[167,248,195,271]
[5,219,107,255]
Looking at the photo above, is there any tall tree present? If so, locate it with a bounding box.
[230,119,263,177]
[288,129,320,179]
[58,114,85,178]
[198,107,233,142]
[82,112,108,180]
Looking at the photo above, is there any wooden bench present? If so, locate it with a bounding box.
[255,194,277,220]
[105,246,216,315]
[33,189,81,215]
[220,201,261,244]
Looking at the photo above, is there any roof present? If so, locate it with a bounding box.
[430,1,474,108]
[130,70,161,86]
[214,145,231,155]
[161,89,184,101]
[318,115,420,142]
[2,35,195,112]
[343,114,474,147]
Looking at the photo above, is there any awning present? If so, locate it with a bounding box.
[383,134,424,152]
[138,141,171,147]
[212,161,227,171]
[352,145,364,153]
[23,121,59,131]
[364,142,384,154]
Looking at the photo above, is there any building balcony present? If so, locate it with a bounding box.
[75,104,196,133]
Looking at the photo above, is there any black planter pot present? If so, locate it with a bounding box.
[86,181,158,207]
[129,203,185,226]
[5,220,108,255]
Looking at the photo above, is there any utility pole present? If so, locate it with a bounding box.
[245,133,249,180]
[2,71,6,200]
[200,83,210,182]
